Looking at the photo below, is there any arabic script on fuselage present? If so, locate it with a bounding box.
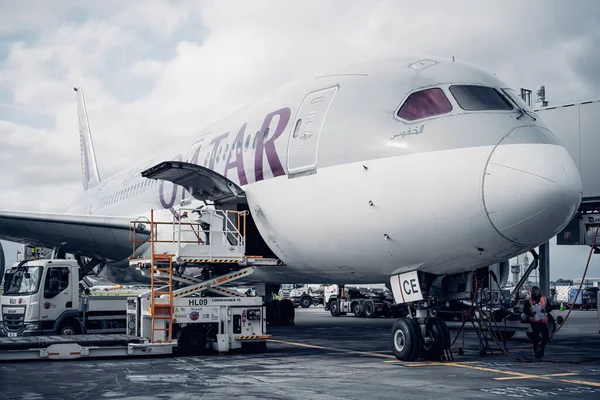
[390,124,424,140]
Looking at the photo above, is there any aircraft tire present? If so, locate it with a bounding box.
[422,317,450,361]
[267,300,282,325]
[498,330,516,340]
[391,318,422,361]
[279,299,295,325]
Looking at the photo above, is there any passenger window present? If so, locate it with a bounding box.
[244,135,251,151]
[224,144,229,160]
[397,88,453,121]
[44,267,70,299]
[449,85,513,111]
[262,128,270,143]
[252,131,259,149]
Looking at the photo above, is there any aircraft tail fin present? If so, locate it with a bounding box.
[74,87,101,191]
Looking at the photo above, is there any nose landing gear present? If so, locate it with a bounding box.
[390,306,452,362]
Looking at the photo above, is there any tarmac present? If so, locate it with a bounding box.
[1,307,600,400]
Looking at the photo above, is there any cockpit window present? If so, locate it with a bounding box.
[449,85,513,111]
[397,88,453,121]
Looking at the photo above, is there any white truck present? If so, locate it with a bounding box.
[1,260,127,336]
[280,284,324,308]
[324,284,407,318]
[0,258,270,360]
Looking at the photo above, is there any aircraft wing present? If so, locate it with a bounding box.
[0,210,150,261]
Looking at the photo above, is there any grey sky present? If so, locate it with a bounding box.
[1,0,600,281]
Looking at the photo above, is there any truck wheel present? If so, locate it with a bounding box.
[352,302,362,317]
[422,317,450,361]
[330,299,340,317]
[391,318,422,361]
[300,296,312,309]
[178,327,207,355]
[363,301,375,318]
[59,320,81,335]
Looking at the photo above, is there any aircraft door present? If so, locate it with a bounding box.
[286,86,338,175]
[41,267,72,323]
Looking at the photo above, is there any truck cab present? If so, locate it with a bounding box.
[1,259,126,337]
[280,284,324,308]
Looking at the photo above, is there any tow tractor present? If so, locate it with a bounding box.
[325,284,408,318]
[0,208,275,361]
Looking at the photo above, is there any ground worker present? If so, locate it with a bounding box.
[523,286,553,359]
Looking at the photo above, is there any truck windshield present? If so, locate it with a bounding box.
[3,267,43,296]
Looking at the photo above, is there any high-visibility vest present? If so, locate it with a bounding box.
[530,296,548,323]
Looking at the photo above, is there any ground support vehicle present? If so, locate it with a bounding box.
[281,284,324,308]
[0,208,274,360]
[325,285,407,318]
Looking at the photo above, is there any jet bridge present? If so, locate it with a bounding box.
[535,98,600,248]
[509,93,600,295]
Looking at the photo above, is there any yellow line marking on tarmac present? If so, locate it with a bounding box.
[559,379,600,388]
[267,339,396,359]
[495,372,578,381]
[404,361,600,388]
[444,363,532,377]
[268,339,600,388]
[399,361,481,366]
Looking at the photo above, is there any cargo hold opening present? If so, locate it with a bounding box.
[222,202,277,259]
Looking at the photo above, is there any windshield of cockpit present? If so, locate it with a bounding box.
[3,267,43,296]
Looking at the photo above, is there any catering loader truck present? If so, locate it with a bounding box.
[0,258,270,360]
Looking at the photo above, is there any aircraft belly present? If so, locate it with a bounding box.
[245,145,520,282]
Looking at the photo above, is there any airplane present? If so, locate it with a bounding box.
[0,55,583,361]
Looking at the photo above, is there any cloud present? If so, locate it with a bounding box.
[1,0,600,278]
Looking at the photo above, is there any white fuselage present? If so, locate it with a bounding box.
[66,56,583,284]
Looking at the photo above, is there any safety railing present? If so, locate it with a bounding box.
[129,208,247,261]
[175,207,247,261]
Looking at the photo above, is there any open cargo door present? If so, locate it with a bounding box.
[141,161,246,204]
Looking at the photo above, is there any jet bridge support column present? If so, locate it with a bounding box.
[539,241,550,297]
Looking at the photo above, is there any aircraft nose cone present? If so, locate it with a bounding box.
[483,128,582,246]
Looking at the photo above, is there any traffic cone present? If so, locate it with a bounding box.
[560,302,565,311]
